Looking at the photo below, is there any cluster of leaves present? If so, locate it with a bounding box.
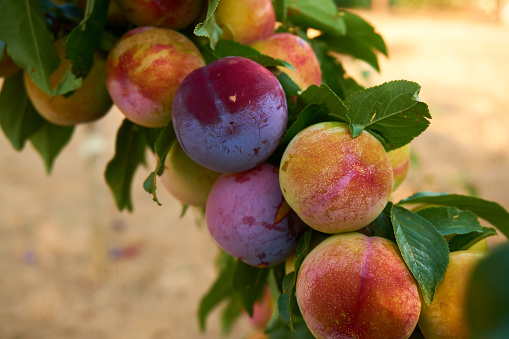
[1,0,509,337]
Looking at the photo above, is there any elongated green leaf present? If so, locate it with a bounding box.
[273,0,288,26]
[221,295,243,335]
[232,260,270,317]
[467,244,509,338]
[398,191,509,239]
[346,80,431,150]
[277,72,301,120]
[194,0,223,49]
[198,252,236,331]
[278,272,297,332]
[448,227,497,252]
[299,84,349,122]
[65,0,109,77]
[391,205,450,305]
[105,120,147,211]
[0,72,44,150]
[143,122,176,205]
[208,40,295,69]
[0,0,59,94]
[416,206,483,236]
[277,229,312,331]
[287,0,346,36]
[29,120,74,173]
[372,202,396,242]
[340,10,387,56]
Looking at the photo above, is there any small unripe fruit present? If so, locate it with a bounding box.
[279,122,393,233]
[159,140,220,207]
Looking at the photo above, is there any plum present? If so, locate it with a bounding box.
[24,39,112,126]
[279,121,393,234]
[296,232,421,339]
[105,27,205,127]
[205,164,307,267]
[172,56,287,173]
[215,0,275,45]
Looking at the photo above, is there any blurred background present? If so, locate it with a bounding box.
[1,1,509,338]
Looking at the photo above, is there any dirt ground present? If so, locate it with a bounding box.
[1,9,508,339]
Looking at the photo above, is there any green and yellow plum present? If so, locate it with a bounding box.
[250,33,322,90]
[205,164,307,267]
[172,56,287,173]
[159,140,221,207]
[215,0,275,45]
[105,27,205,127]
[388,144,411,191]
[296,232,421,339]
[418,250,487,339]
[279,122,393,234]
[24,39,112,126]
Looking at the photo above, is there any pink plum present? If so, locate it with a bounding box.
[279,122,393,234]
[250,33,322,90]
[105,27,205,127]
[296,232,421,339]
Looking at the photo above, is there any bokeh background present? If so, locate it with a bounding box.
[1,1,509,338]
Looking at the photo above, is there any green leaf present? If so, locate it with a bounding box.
[310,40,363,100]
[467,244,509,338]
[286,0,346,36]
[0,0,59,95]
[277,229,312,331]
[0,71,44,150]
[391,205,450,305]
[194,0,223,49]
[29,120,74,173]
[416,206,483,236]
[448,227,497,252]
[273,0,288,26]
[180,204,189,218]
[221,295,244,335]
[372,202,396,242]
[198,251,236,331]
[0,40,5,59]
[105,120,147,211]
[299,84,349,123]
[232,260,270,317]
[317,10,387,71]
[398,191,509,240]
[277,72,301,120]
[214,40,294,69]
[345,80,431,150]
[278,272,297,332]
[65,0,109,77]
[143,122,176,205]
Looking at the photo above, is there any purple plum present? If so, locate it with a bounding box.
[205,164,307,267]
[172,56,288,173]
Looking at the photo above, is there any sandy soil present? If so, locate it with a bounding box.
[0,10,508,339]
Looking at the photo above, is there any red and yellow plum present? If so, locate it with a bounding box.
[205,164,307,267]
[115,0,203,30]
[24,39,112,126]
[215,0,275,45]
[250,33,322,90]
[172,56,287,173]
[296,232,421,339]
[246,287,273,329]
[160,140,220,207]
[279,122,393,234]
[388,143,411,191]
[105,27,205,127]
